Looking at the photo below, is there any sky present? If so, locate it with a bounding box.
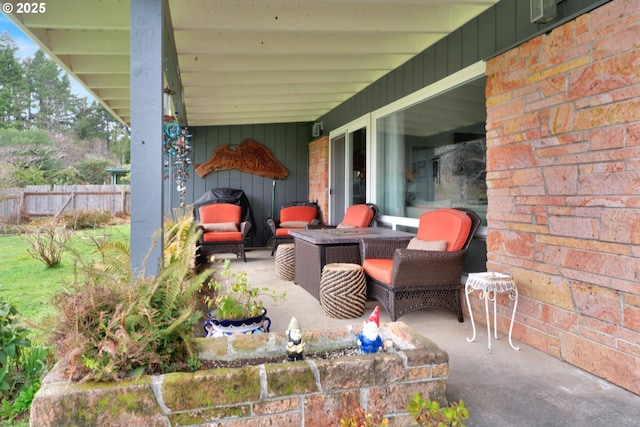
[0,12,95,101]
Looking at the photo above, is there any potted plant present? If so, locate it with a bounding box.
[204,258,286,337]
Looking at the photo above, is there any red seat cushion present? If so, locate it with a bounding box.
[202,231,243,242]
[362,259,393,285]
[280,205,317,223]
[275,227,303,237]
[341,204,375,228]
[416,208,472,251]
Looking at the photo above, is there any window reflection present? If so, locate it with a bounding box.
[375,78,487,225]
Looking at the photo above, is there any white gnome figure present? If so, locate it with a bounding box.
[357,306,383,354]
[286,316,305,361]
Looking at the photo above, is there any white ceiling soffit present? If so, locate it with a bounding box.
[3,0,498,127]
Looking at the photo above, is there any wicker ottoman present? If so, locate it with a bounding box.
[319,263,367,319]
[275,243,295,281]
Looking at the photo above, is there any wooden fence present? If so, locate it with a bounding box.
[0,185,130,219]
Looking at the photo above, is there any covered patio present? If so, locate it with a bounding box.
[5,0,639,408]
[173,249,640,424]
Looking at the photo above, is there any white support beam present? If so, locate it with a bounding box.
[181,70,382,86]
[40,29,130,55]
[185,92,346,107]
[174,31,443,55]
[68,55,130,74]
[79,74,130,89]
[182,82,367,98]
[177,53,410,72]
[94,88,130,100]
[20,0,129,30]
[169,0,489,33]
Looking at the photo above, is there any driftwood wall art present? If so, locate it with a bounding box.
[195,139,288,180]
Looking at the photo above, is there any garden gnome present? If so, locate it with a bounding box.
[357,306,383,354]
[286,316,305,361]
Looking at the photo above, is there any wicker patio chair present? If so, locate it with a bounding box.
[196,203,252,263]
[360,207,481,322]
[267,201,319,255]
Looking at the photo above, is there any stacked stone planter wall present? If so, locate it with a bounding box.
[30,322,448,426]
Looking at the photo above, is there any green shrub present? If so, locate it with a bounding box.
[408,392,469,426]
[22,219,72,267]
[0,222,26,236]
[0,212,30,227]
[49,208,215,382]
[0,297,51,422]
[59,209,111,230]
[339,393,469,427]
[12,167,47,187]
[46,168,80,185]
[75,158,111,185]
[0,298,29,399]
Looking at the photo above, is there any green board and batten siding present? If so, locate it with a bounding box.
[185,0,609,248]
[187,123,311,248]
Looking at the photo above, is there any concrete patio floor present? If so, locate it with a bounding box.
[212,248,640,426]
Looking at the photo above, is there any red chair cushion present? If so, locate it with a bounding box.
[275,227,303,237]
[362,259,393,285]
[199,203,241,226]
[341,204,375,228]
[202,231,243,242]
[280,205,317,223]
[416,208,472,251]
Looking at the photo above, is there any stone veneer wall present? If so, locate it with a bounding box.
[30,322,448,426]
[482,0,639,394]
[309,136,329,224]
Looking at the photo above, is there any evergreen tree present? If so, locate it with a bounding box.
[74,99,119,144]
[0,31,27,129]
[110,132,131,167]
[0,34,130,187]
[24,50,76,131]
[74,98,104,140]
[74,100,130,166]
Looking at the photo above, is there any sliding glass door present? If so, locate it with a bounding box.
[329,132,346,224]
[329,115,370,224]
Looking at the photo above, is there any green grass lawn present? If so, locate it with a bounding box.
[0,224,130,427]
[0,224,130,338]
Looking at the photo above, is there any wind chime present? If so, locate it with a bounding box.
[163,87,192,207]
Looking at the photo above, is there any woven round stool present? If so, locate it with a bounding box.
[275,243,295,281]
[319,263,367,319]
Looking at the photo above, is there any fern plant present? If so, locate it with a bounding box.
[50,207,215,382]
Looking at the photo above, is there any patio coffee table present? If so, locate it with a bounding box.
[289,228,414,300]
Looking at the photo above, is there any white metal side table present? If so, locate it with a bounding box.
[465,272,520,353]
